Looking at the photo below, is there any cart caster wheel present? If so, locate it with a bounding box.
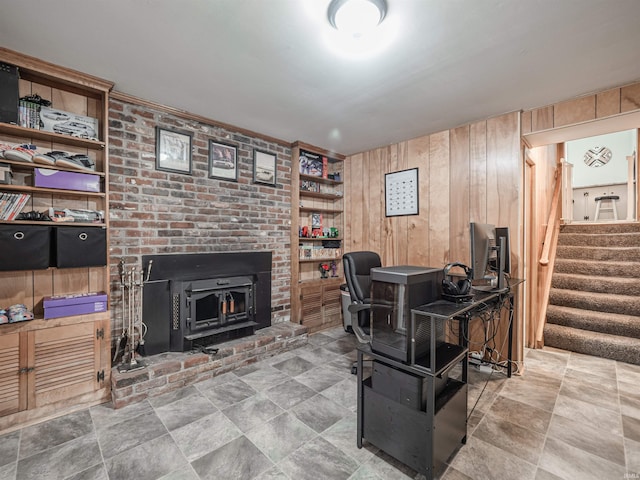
[351,365,357,375]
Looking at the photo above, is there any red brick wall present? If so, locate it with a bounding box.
[107,98,292,338]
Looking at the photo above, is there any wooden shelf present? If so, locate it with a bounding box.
[0,158,106,177]
[299,207,343,214]
[0,184,105,197]
[299,190,343,200]
[299,257,342,263]
[0,122,105,150]
[0,220,105,227]
[300,173,343,185]
[0,47,112,433]
[0,310,110,334]
[298,237,342,242]
[299,277,343,286]
[292,141,345,332]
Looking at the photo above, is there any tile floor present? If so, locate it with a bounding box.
[0,326,639,480]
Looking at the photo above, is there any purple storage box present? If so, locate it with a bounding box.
[43,291,107,319]
[34,168,100,193]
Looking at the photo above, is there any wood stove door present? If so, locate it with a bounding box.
[188,285,252,332]
[224,287,252,324]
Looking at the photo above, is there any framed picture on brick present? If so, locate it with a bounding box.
[209,140,238,181]
[253,149,277,186]
[156,127,193,175]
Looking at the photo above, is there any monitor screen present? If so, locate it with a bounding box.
[470,222,495,281]
[470,222,510,292]
[494,227,510,274]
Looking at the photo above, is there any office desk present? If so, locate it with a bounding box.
[411,284,520,378]
[356,283,521,479]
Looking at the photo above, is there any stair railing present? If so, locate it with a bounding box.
[534,160,564,347]
[627,154,636,221]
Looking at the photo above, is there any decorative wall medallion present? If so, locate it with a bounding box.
[583,146,612,167]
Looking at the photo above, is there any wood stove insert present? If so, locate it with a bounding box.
[141,251,272,354]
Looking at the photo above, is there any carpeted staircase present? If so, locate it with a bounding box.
[544,222,640,365]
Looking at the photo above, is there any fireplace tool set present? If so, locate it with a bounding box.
[115,258,152,372]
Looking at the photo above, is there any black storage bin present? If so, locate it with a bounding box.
[54,226,106,268]
[0,224,51,271]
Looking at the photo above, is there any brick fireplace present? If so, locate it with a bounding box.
[108,95,293,345]
[107,93,298,407]
[142,251,272,354]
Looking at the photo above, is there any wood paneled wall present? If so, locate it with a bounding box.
[344,111,523,363]
[522,81,640,133]
[524,144,560,348]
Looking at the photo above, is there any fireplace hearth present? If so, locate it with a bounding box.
[141,252,272,354]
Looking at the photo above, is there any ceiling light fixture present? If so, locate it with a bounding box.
[327,0,387,38]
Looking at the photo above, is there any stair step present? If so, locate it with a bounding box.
[554,258,640,278]
[549,288,640,316]
[558,231,640,247]
[551,273,640,296]
[556,245,640,262]
[543,323,640,365]
[561,223,640,234]
[546,305,640,338]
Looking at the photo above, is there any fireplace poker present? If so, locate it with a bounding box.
[129,267,139,366]
[113,258,128,363]
[135,265,146,356]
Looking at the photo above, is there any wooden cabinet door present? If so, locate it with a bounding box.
[322,284,342,325]
[0,332,24,416]
[300,286,323,331]
[28,322,99,408]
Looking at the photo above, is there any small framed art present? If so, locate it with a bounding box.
[385,167,419,217]
[253,149,277,186]
[155,127,193,175]
[209,140,238,181]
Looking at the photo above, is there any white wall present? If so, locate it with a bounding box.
[566,129,636,188]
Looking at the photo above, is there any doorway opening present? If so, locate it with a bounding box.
[564,129,637,223]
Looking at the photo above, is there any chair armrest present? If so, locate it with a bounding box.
[347,303,370,314]
[347,303,372,344]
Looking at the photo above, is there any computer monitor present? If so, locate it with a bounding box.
[470,222,509,292]
[494,227,510,274]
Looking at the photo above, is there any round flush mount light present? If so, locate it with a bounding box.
[328,0,387,37]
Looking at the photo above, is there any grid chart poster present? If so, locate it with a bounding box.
[385,168,419,217]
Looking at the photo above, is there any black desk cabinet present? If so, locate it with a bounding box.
[355,300,475,478]
[356,287,519,478]
[361,364,467,476]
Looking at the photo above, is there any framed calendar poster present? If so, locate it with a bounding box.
[385,168,419,217]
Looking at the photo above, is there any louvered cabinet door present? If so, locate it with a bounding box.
[28,322,100,408]
[0,333,25,416]
[300,285,323,332]
[322,284,342,325]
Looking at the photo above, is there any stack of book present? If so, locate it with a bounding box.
[0,192,31,220]
[18,100,41,130]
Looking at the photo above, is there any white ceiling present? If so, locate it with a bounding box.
[1,0,640,155]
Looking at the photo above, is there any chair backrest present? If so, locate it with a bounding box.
[343,251,381,304]
[343,251,381,343]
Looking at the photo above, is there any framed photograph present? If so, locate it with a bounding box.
[385,168,419,217]
[155,127,193,174]
[253,149,277,186]
[209,140,238,181]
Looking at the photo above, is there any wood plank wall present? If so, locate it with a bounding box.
[344,111,523,363]
[522,81,640,133]
[524,144,559,348]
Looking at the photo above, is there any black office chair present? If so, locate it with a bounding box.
[343,251,381,373]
